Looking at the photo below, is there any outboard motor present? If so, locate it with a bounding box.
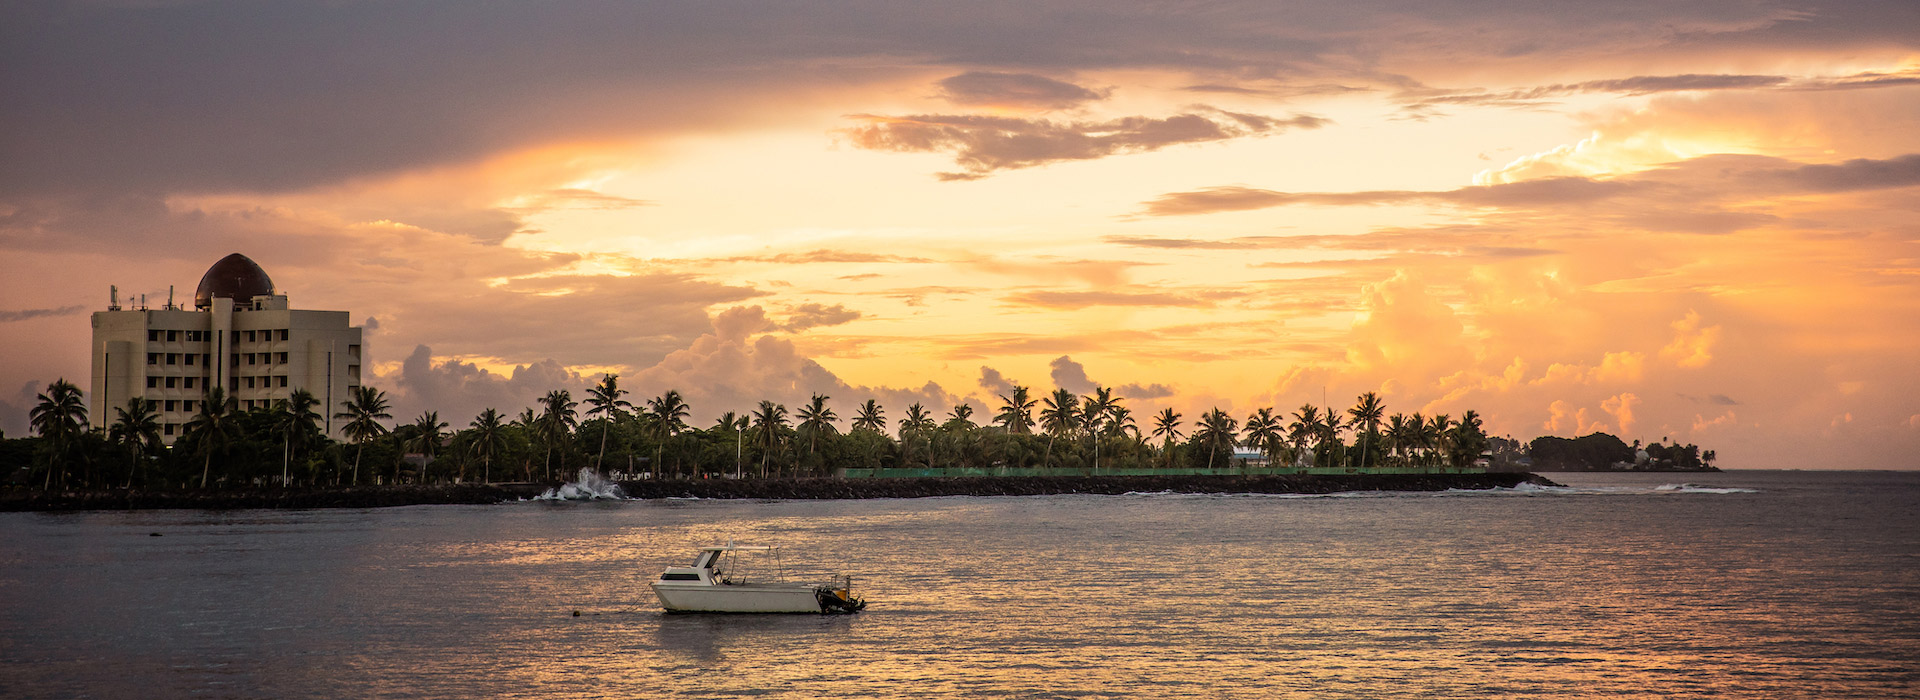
[815,587,867,614]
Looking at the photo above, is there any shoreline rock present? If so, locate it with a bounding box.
[0,472,1559,512]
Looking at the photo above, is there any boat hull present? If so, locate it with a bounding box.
[650,582,824,613]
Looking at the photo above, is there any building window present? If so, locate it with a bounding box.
[165,400,177,412]
[167,330,180,342]
[148,330,160,342]
[245,376,256,389]
[183,400,194,412]
[278,329,289,341]
[165,377,178,389]
[248,354,257,365]
[348,344,361,358]
[147,353,159,365]
[164,424,175,436]
[349,365,361,380]
[147,376,160,388]
[185,354,196,366]
[231,331,240,343]
[275,352,286,363]
[185,377,197,390]
[166,353,179,365]
[277,375,289,388]
[245,330,256,343]
[231,354,240,367]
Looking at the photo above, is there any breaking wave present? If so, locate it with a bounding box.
[532,468,628,500]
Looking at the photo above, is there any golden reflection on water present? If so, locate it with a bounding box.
[2,472,1914,698]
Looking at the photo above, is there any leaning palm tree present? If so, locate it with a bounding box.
[584,374,633,468]
[750,400,789,478]
[189,386,239,488]
[796,393,839,456]
[334,385,391,485]
[272,389,322,486]
[404,411,448,483]
[994,386,1037,434]
[469,408,506,483]
[1151,408,1183,468]
[109,397,162,488]
[29,379,89,489]
[852,400,886,433]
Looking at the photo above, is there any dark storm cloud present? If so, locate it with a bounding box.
[2,0,1900,199]
[841,111,1327,180]
[937,72,1108,110]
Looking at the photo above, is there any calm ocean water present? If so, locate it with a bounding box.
[2,470,1915,699]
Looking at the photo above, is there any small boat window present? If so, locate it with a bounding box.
[694,551,721,568]
[661,572,703,581]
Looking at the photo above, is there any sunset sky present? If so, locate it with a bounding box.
[3,0,1917,468]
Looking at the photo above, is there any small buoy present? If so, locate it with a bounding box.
[572,610,581,617]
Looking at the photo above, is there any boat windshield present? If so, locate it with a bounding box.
[693,551,720,568]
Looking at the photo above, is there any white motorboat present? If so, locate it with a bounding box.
[650,544,866,614]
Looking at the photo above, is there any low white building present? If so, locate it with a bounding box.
[89,253,366,443]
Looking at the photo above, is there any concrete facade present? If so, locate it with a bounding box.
[89,262,364,444]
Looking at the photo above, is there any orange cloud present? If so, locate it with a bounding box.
[1660,310,1721,368]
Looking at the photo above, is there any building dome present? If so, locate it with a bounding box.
[194,253,275,309]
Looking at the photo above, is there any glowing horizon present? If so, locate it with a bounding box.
[1,1,1916,468]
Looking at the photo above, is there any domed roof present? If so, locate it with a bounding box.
[194,253,275,309]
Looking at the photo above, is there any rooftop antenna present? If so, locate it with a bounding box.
[109,285,120,311]
[139,293,147,310]
[167,285,175,310]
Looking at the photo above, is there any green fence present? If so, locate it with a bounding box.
[841,463,1488,478]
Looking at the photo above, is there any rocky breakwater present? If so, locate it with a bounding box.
[0,473,1557,511]
[618,472,1559,500]
[0,483,550,512]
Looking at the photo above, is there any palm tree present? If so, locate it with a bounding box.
[404,411,448,483]
[646,390,690,478]
[272,389,321,486]
[1385,413,1412,467]
[714,411,748,477]
[796,394,839,455]
[1427,414,1454,468]
[1448,410,1488,470]
[1039,389,1079,468]
[469,408,506,483]
[1151,408,1183,468]
[852,400,886,433]
[512,407,539,480]
[1319,407,1346,468]
[1193,408,1239,471]
[944,403,976,430]
[898,403,935,468]
[109,397,161,488]
[29,379,88,489]
[189,386,239,488]
[537,390,578,481]
[1288,404,1321,466]
[1243,407,1281,469]
[1080,387,1118,471]
[750,400,788,478]
[584,374,633,468]
[335,385,391,485]
[1347,392,1386,470]
[994,386,1037,434]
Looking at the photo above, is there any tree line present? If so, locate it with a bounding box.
[7,376,1503,490]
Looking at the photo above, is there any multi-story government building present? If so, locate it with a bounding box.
[89,253,365,443]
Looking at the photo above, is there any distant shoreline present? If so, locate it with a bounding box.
[0,472,1558,513]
